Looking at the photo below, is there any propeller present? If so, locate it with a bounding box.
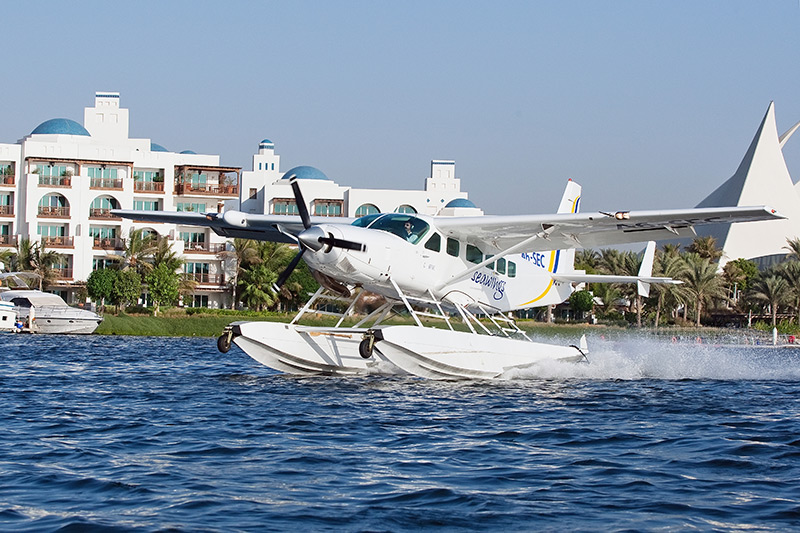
[272,177,365,292]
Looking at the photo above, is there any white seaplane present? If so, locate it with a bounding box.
[115,178,781,379]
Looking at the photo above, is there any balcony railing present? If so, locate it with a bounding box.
[134,181,165,193]
[38,206,71,218]
[93,237,124,250]
[41,236,74,248]
[183,241,226,254]
[89,208,121,220]
[0,175,14,186]
[183,272,224,285]
[0,234,17,247]
[90,177,123,189]
[177,183,238,196]
[0,205,13,216]
[53,267,73,280]
[38,176,71,187]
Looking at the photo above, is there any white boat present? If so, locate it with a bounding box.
[0,290,103,334]
[0,300,17,332]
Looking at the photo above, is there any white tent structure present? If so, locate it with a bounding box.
[692,102,800,269]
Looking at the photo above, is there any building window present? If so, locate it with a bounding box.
[272,199,298,215]
[188,294,209,308]
[355,204,379,216]
[87,167,118,180]
[93,257,115,270]
[89,226,117,239]
[249,188,258,200]
[177,202,206,212]
[313,200,343,217]
[180,231,206,246]
[38,224,66,237]
[133,199,161,211]
[395,204,417,214]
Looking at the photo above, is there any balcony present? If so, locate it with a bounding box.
[38,206,71,218]
[183,241,226,254]
[38,176,71,187]
[183,272,225,285]
[0,175,14,187]
[134,181,165,193]
[90,177,123,190]
[0,205,13,217]
[41,236,74,248]
[176,183,239,197]
[89,208,122,220]
[53,267,74,280]
[93,237,125,250]
[0,234,17,247]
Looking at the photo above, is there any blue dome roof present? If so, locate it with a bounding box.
[445,198,477,208]
[151,142,169,152]
[31,118,90,137]
[260,138,273,145]
[281,165,329,181]
[180,150,197,154]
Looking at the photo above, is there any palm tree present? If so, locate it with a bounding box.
[148,236,194,301]
[680,253,727,327]
[111,228,157,276]
[686,236,722,262]
[783,237,800,262]
[651,250,689,328]
[574,249,599,272]
[749,274,789,327]
[217,238,258,309]
[779,261,800,326]
[10,236,36,272]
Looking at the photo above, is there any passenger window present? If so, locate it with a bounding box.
[466,244,482,265]
[507,261,516,278]
[425,233,441,252]
[484,254,494,270]
[497,257,506,275]
[446,238,460,257]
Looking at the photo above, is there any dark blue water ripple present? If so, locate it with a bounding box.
[0,335,799,531]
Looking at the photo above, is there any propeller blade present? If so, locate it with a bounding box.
[289,176,312,230]
[319,236,366,252]
[274,248,306,290]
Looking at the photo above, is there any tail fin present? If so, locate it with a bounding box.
[557,178,581,215]
[555,179,581,273]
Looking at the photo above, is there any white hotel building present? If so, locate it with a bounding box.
[0,92,478,308]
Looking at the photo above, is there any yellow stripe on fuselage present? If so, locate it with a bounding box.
[519,249,557,306]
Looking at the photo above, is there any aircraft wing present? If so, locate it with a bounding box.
[112,210,357,244]
[432,206,783,252]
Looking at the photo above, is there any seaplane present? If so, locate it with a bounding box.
[114,178,782,379]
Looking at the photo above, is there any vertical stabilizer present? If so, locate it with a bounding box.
[555,179,581,273]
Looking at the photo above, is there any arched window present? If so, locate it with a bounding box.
[355,203,379,217]
[395,204,417,214]
[38,193,70,217]
[90,195,120,218]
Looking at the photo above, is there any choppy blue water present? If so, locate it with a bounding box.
[1,334,800,532]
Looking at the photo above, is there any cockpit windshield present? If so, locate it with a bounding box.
[351,213,430,244]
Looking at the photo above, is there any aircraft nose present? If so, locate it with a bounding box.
[298,226,326,252]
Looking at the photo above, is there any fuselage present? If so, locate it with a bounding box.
[301,213,574,312]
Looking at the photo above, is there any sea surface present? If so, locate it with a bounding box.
[1,334,800,532]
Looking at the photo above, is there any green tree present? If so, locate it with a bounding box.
[569,289,594,321]
[111,228,157,276]
[749,274,789,327]
[217,238,258,309]
[87,268,118,306]
[686,236,722,262]
[145,263,180,316]
[112,268,143,310]
[680,253,727,327]
[783,237,800,262]
[779,261,800,326]
[651,249,689,328]
[722,258,759,308]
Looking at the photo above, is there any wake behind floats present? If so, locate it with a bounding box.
[115,178,782,379]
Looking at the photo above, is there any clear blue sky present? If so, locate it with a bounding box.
[2,1,799,215]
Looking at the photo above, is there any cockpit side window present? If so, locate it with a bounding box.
[466,244,482,265]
